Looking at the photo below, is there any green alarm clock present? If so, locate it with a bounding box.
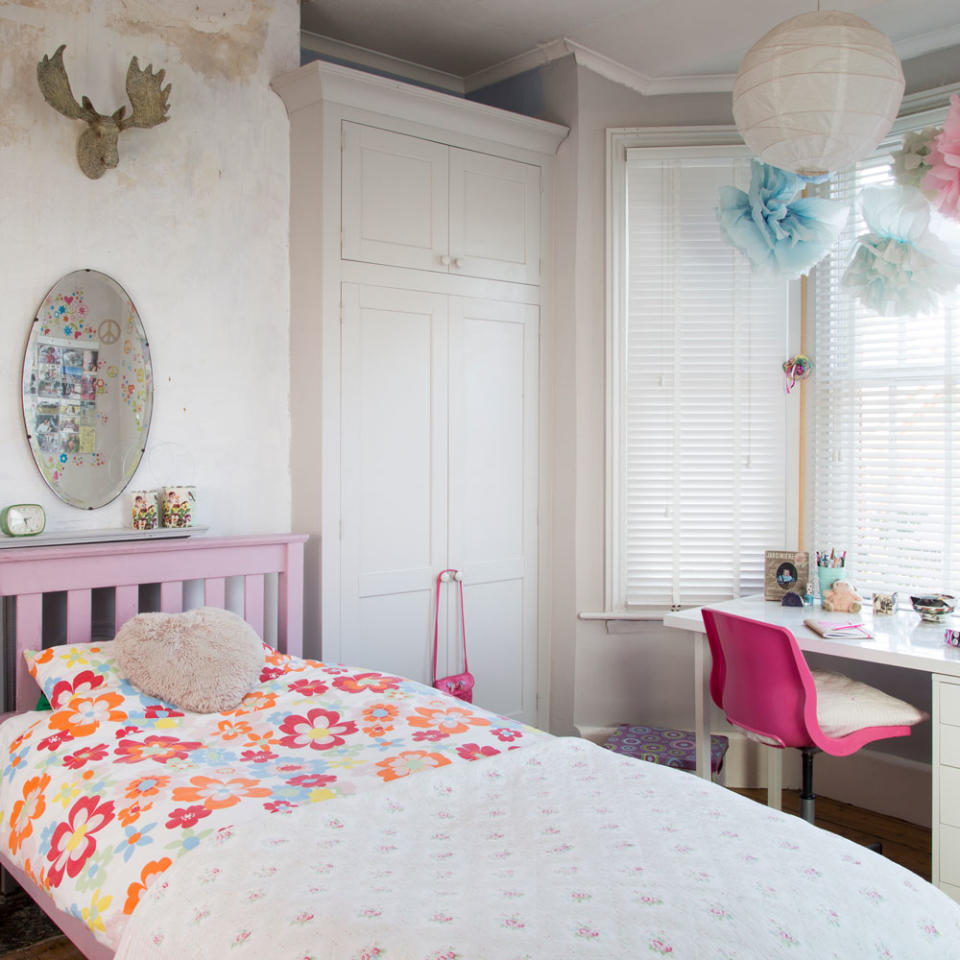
[0,503,46,537]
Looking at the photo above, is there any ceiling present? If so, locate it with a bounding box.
[301,0,960,94]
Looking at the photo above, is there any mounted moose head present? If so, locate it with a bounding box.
[37,44,171,180]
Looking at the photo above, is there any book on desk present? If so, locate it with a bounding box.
[803,618,872,640]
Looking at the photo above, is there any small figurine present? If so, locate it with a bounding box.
[822,579,862,614]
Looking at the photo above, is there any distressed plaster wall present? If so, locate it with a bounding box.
[0,0,299,534]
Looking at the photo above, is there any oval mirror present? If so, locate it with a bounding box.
[22,269,153,509]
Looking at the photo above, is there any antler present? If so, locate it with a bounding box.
[37,44,99,122]
[119,57,171,130]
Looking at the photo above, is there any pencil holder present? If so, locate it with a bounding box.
[818,566,845,599]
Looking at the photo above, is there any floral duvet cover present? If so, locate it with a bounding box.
[0,642,544,949]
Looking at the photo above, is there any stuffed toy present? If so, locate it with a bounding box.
[822,579,863,614]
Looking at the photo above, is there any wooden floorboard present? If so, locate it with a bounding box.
[732,787,932,882]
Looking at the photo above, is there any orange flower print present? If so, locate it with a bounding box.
[333,672,401,695]
[245,729,276,750]
[171,775,272,811]
[407,705,490,737]
[361,703,399,737]
[27,648,55,675]
[123,858,172,915]
[124,775,170,800]
[48,692,127,738]
[9,773,51,856]
[215,719,252,741]
[375,750,451,783]
[118,801,152,827]
[226,691,278,716]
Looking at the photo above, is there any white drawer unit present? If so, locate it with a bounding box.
[933,674,960,901]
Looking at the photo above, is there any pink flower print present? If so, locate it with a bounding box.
[648,936,672,954]
[571,891,592,902]
[501,914,525,930]
[921,920,941,940]
[491,727,522,742]
[430,912,454,924]
[771,926,799,947]
[231,930,252,948]
[709,905,730,920]
[288,678,330,697]
[861,887,885,904]
[803,866,822,880]
[46,795,115,887]
[575,925,599,940]
[278,709,358,750]
[640,895,663,906]
[351,948,384,960]
[359,907,383,919]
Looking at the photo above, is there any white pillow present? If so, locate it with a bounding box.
[812,670,928,738]
[114,607,264,713]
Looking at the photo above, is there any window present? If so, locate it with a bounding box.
[810,108,960,594]
[608,134,796,610]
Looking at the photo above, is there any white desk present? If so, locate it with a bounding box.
[663,595,960,897]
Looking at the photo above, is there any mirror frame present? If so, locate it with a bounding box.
[21,269,154,509]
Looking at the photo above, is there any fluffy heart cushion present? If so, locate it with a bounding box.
[114,607,265,713]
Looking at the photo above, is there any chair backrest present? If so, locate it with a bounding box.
[701,608,821,749]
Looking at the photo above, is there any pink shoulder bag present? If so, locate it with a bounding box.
[432,569,475,702]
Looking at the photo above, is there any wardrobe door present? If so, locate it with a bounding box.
[341,123,450,273]
[447,297,539,723]
[448,149,540,285]
[340,283,449,681]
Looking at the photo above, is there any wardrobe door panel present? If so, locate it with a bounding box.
[448,298,538,722]
[340,283,448,681]
[449,149,540,285]
[342,123,449,273]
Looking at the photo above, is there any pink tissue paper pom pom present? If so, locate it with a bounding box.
[923,94,960,221]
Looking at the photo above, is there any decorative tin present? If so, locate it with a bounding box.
[160,486,196,528]
[130,490,158,530]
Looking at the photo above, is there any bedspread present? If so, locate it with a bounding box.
[0,644,545,948]
[115,736,960,960]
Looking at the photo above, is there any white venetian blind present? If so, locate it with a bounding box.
[620,151,790,608]
[811,122,960,595]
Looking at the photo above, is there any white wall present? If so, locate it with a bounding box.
[0,0,299,535]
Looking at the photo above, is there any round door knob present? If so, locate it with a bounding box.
[453,571,463,581]
[439,254,451,266]
[453,257,463,269]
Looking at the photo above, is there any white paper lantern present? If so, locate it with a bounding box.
[733,11,904,178]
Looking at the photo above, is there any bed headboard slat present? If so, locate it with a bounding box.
[15,594,43,712]
[160,581,183,613]
[115,584,139,631]
[204,577,227,608]
[244,574,265,638]
[66,589,93,645]
[3,534,307,713]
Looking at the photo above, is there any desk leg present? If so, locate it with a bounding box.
[766,746,783,810]
[694,631,711,780]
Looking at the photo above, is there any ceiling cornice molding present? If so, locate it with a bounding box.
[300,30,466,95]
[301,28,960,102]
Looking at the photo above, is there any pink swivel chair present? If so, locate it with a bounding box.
[701,608,925,825]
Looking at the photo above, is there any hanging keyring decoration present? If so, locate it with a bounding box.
[783,354,813,394]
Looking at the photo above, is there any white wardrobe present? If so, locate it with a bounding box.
[274,61,566,726]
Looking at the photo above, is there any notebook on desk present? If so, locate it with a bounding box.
[803,618,872,640]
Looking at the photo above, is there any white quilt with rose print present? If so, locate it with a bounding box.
[116,736,960,960]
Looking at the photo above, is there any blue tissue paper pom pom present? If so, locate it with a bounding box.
[717,161,848,278]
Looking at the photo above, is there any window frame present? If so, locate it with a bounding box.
[605,126,801,614]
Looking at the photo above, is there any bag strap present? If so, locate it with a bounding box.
[433,569,468,683]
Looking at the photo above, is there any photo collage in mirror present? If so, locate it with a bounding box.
[27,341,99,456]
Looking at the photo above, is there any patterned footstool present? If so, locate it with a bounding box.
[602,723,729,775]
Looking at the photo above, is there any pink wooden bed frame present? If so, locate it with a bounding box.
[0,533,307,960]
